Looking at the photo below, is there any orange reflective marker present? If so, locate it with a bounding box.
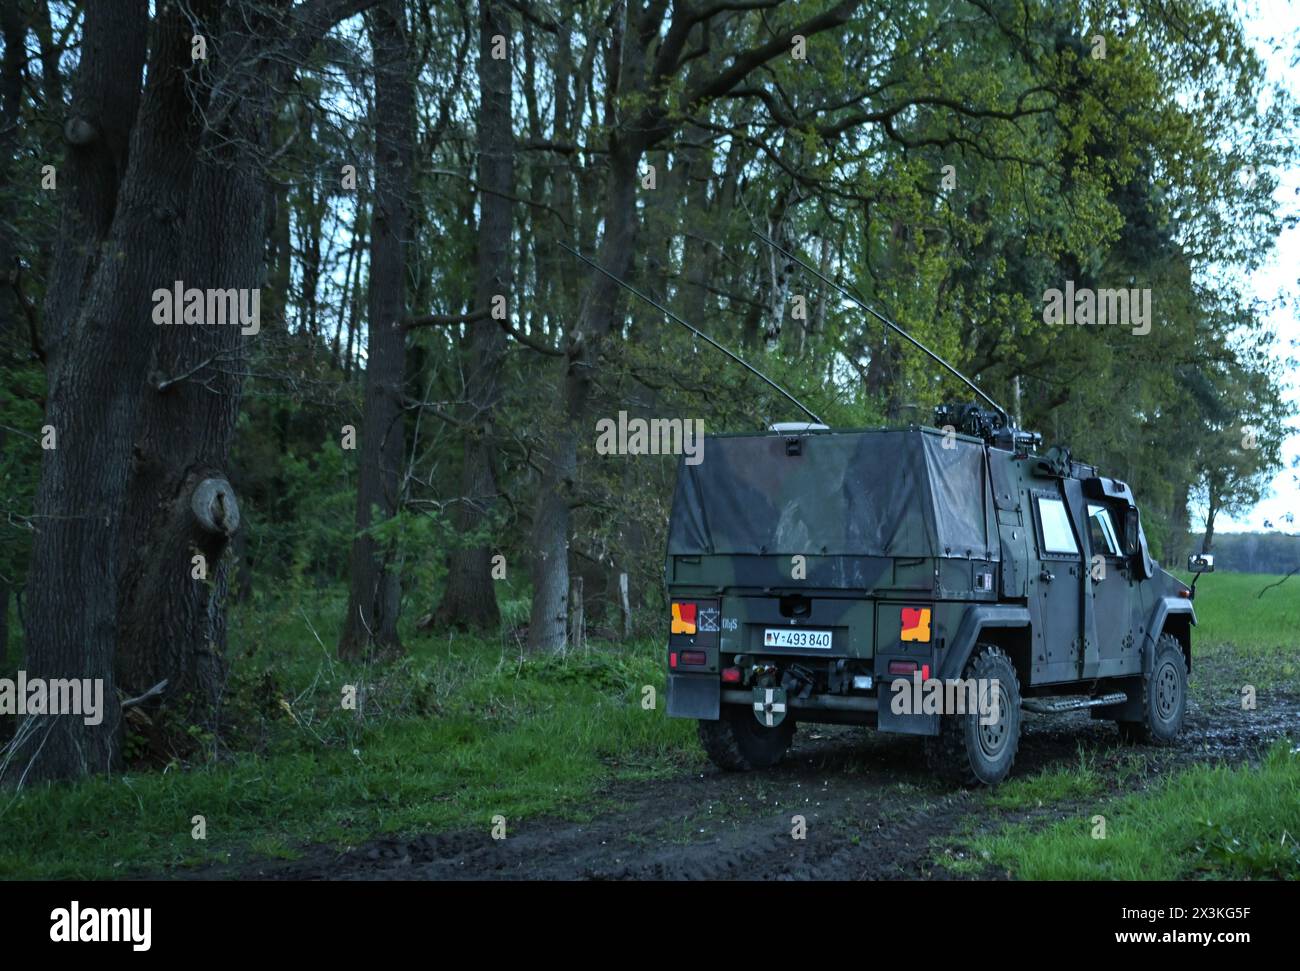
[900,607,931,643]
[671,602,697,635]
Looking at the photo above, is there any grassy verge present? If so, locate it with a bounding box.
[964,740,1300,879]
[0,593,698,879]
[1179,569,1300,653]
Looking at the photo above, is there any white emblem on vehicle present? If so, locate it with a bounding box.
[698,607,720,632]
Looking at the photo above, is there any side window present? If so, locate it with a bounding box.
[1035,496,1079,556]
[1087,504,1121,556]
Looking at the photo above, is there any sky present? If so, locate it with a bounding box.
[1207,0,1300,534]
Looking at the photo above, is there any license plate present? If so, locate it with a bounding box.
[763,628,832,649]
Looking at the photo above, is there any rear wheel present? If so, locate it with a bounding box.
[925,644,1021,786]
[1117,633,1187,744]
[698,705,795,771]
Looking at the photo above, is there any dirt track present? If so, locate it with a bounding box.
[208,650,1297,881]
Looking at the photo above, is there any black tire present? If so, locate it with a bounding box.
[924,644,1022,787]
[1117,633,1187,745]
[697,705,795,771]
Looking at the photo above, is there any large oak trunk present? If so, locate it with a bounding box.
[21,2,196,781]
[115,14,271,715]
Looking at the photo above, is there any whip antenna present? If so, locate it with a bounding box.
[752,230,1007,423]
[559,240,824,426]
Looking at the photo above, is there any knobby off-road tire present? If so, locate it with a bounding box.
[698,705,795,771]
[1117,632,1187,744]
[925,644,1022,787]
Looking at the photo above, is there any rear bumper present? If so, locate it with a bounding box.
[721,689,877,713]
[667,672,885,723]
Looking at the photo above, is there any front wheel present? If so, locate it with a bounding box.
[925,644,1022,786]
[698,705,795,771]
[1117,633,1187,744]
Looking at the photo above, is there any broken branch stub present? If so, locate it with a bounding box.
[190,477,240,536]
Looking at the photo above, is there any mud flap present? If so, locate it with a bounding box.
[667,673,719,720]
[876,681,940,736]
[1090,676,1144,721]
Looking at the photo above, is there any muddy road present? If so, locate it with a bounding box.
[217,654,1298,881]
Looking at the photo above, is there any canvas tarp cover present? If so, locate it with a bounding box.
[667,430,992,559]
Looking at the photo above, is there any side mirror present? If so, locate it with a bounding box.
[1186,553,1215,574]
[1124,516,1139,555]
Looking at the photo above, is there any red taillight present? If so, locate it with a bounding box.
[721,666,741,683]
[921,664,931,681]
[888,660,918,676]
[680,650,706,666]
[669,651,678,668]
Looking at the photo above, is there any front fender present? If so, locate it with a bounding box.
[1143,596,1195,669]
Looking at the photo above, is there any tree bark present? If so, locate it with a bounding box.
[21,0,381,781]
[115,4,271,715]
[339,0,414,659]
[432,0,513,632]
[1,0,26,347]
[527,142,640,652]
[21,0,183,781]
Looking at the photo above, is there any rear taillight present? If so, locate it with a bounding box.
[888,660,917,676]
[680,651,706,666]
[721,666,741,683]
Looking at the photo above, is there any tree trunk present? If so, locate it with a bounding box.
[527,143,641,652]
[1203,500,1218,554]
[21,0,179,781]
[20,0,378,781]
[114,19,270,715]
[1,0,26,348]
[432,0,512,632]
[339,0,413,659]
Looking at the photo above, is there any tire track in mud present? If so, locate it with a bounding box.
[207,656,1298,881]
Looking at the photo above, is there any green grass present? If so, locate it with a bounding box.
[1177,570,1300,655]
[1,570,1296,880]
[968,740,1300,879]
[984,747,1105,810]
[0,594,698,879]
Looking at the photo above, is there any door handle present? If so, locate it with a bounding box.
[1040,569,1055,583]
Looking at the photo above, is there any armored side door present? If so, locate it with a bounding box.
[1026,484,1086,683]
[1084,500,1141,676]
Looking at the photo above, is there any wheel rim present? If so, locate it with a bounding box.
[1155,661,1180,720]
[977,683,1012,759]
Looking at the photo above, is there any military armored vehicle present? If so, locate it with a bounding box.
[562,234,1205,787]
[664,409,1205,785]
